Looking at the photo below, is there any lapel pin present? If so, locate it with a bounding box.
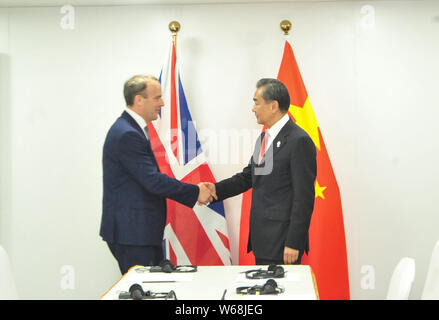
[277,141,281,148]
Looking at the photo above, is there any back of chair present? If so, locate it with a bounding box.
[386,257,415,300]
[0,245,18,299]
[421,240,439,300]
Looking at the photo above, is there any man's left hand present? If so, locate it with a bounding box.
[283,246,299,264]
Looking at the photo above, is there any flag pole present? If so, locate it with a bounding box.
[168,21,181,51]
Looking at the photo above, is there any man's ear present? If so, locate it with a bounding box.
[133,94,142,106]
[271,100,280,114]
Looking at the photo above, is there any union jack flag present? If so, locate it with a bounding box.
[148,40,232,266]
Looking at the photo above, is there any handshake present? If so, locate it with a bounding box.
[197,182,217,206]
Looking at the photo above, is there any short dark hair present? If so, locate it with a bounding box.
[256,78,290,112]
[124,74,158,106]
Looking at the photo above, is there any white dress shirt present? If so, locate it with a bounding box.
[265,112,290,150]
[125,107,149,140]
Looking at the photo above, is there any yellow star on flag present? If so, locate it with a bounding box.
[315,180,327,199]
[289,97,321,151]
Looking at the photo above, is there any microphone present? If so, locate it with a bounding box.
[118,283,178,300]
[129,284,145,300]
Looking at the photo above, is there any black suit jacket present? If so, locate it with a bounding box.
[215,119,317,260]
[100,111,199,246]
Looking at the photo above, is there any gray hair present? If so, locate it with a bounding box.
[124,74,158,106]
[256,78,290,112]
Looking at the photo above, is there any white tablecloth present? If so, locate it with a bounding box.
[101,265,319,300]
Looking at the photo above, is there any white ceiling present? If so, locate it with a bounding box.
[0,0,360,8]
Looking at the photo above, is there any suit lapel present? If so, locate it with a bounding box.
[255,119,293,166]
[272,119,293,157]
[121,111,160,171]
[122,111,147,143]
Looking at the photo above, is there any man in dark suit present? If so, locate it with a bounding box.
[204,78,316,265]
[100,74,213,274]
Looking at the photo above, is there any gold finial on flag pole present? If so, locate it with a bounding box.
[280,19,292,35]
[169,21,181,49]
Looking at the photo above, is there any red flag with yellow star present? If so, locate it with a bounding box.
[279,40,350,299]
[239,40,350,300]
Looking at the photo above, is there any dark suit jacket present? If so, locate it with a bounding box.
[100,111,199,246]
[215,119,317,260]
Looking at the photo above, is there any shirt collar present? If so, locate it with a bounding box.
[267,113,290,140]
[125,107,149,139]
[125,107,147,130]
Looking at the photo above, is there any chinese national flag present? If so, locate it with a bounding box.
[239,41,350,300]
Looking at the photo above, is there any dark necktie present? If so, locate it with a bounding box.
[144,125,150,141]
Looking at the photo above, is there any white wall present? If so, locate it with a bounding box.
[0,8,12,264]
[0,0,438,299]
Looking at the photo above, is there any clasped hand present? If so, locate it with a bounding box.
[197,182,217,205]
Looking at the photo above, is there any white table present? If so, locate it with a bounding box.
[101,265,319,300]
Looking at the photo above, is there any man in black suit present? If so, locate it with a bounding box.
[204,78,316,265]
[100,75,213,274]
